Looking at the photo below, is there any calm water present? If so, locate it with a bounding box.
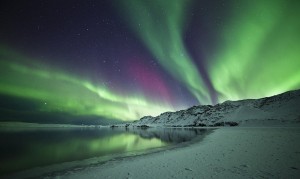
[0,127,211,177]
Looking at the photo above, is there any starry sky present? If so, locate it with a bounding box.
[0,0,299,124]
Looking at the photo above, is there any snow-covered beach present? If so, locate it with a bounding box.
[52,90,300,178]
[56,127,300,179]
[2,90,298,179]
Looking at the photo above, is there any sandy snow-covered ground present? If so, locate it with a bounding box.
[54,127,300,179]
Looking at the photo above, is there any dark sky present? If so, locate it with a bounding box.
[0,0,299,123]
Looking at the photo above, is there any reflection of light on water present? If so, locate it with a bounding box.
[0,128,209,177]
[1,132,167,175]
[89,133,166,153]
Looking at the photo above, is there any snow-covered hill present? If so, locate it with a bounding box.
[132,89,300,127]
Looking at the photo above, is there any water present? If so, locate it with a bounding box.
[0,127,211,177]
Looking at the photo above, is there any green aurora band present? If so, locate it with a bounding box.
[0,47,174,121]
[116,0,212,104]
[207,0,300,101]
[1,0,300,123]
[119,0,300,103]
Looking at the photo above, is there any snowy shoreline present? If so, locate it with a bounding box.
[54,127,300,179]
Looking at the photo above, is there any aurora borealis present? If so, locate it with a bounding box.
[0,0,299,124]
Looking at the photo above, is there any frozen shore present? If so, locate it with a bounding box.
[55,127,300,179]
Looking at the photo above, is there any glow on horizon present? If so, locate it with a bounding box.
[0,47,175,121]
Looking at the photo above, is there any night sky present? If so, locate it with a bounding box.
[0,0,299,124]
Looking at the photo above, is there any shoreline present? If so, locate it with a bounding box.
[3,128,213,178]
[40,129,214,178]
[56,127,300,179]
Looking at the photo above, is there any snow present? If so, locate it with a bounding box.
[50,90,300,178]
[131,89,300,127]
[56,127,300,179]
[8,90,300,178]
